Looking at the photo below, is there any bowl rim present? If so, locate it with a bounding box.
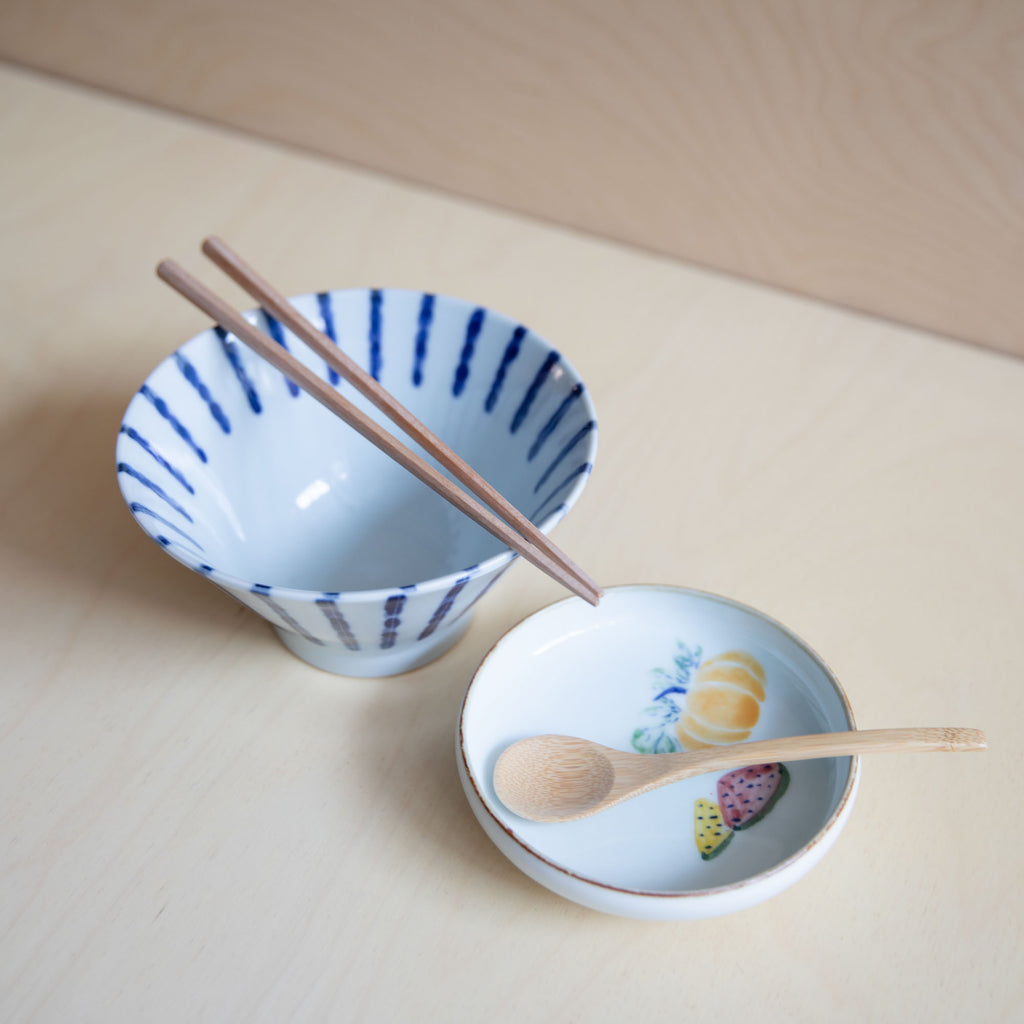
[458,582,860,900]
[116,286,599,604]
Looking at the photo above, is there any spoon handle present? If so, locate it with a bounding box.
[660,726,986,781]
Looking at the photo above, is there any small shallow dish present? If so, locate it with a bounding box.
[458,585,859,920]
[116,288,597,676]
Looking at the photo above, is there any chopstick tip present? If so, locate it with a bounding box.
[201,235,225,258]
[155,258,180,283]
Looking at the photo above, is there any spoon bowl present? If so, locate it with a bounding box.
[493,735,617,820]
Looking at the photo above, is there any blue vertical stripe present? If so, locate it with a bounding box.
[418,576,470,640]
[117,462,193,521]
[449,563,512,625]
[215,327,262,414]
[262,309,300,397]
[534,420,595,493]
[317,292,341,385]
[369,289,383,381]
[175,353,231,433]
[530,500,567,525]
[511,352,560,433]
[129,503,203,550]
[527,383,584,460]
[120,425,194,494]
[485,325,526,412]
[317,594,360,650]
[251,584,324,644]
[529,462,591,520]
[381,592,406,649]
[140,385,207,463]
[452,307,485,397]
[412,293,435,387]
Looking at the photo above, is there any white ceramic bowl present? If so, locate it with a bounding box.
[116,288,597,676]
[458,585,859,920]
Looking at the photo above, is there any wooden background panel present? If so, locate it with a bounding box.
[3,0,1023,356]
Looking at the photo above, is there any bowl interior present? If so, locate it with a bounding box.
[117,289,597,593]
[460,586,855,895]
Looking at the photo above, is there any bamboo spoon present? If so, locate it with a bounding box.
[493,727,987,822]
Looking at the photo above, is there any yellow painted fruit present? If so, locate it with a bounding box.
[675,650,767,751]
[676,712,754,746]
[695,651,765,700]
[694,798,733,860]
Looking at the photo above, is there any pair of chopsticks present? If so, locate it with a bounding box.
[156,239,601,605]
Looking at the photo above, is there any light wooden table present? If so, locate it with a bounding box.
[2,63,1021,1023]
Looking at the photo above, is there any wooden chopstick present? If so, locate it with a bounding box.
[156,259,601,606]
[200,236,602,600]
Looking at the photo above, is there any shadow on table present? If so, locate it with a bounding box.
[1,384,581,908]
[336,601,568,909]
[0,386,240,635]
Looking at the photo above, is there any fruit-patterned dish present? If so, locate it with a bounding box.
[457,585,859,920]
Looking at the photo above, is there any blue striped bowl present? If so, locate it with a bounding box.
[116,288,598,676]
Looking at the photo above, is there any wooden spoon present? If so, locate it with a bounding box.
[492,727,986,822]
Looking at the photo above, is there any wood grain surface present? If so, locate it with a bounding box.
[2,0,1023,356]
[1,63,1023,1023]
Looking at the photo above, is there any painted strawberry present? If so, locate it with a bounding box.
[717,763,790,830]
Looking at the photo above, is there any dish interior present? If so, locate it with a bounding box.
[461,586,854,893]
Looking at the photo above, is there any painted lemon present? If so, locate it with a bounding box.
[675,650,767,750]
